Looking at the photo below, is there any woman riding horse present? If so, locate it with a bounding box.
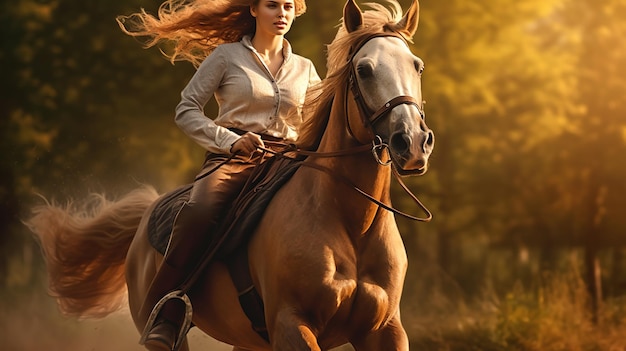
[117,0,319,350]
[27,1,432,350]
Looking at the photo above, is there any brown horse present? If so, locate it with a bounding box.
[26,0,433,350]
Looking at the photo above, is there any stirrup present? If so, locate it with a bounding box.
[139,290,193,351]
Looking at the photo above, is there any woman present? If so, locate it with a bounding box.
[118,1,320,350]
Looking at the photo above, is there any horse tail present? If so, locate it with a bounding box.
[25,185,160,319]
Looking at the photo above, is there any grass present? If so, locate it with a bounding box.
[405,269,626,351]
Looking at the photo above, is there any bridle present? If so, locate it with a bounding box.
[301,32,432,222]
[346,32,426,151]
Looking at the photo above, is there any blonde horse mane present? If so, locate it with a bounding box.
[297,0,414,150]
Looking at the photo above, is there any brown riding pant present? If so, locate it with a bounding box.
[140,150,271,324]
[163,152,262,271]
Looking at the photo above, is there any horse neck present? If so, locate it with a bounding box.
[311,87,393,235]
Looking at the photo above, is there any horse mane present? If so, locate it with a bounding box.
[297,0,413,150]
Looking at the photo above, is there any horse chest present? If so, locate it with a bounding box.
[347,277,396,330]
[311,273,396,343]
[303,253,403,335]
[326,255,402,332]
[343,242,407,331]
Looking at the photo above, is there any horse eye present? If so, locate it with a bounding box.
[415,60,424,75]
[356,62,374,78]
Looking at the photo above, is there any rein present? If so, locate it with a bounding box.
[257,139,433,222]
[300,160,432,222]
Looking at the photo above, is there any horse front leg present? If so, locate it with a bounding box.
[350,313,409,351]
[271,308,321,351]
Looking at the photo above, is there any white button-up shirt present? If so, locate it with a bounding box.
[175,35,321,155]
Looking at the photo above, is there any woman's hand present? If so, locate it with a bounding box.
[230,132,265,156]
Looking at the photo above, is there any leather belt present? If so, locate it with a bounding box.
[228,128,285,143]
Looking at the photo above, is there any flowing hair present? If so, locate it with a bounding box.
[117,0,307,66]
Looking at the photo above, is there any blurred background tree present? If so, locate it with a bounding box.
[2,0,195,291]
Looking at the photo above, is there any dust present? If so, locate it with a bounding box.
[2,291,356,351]
[2,291,231,351]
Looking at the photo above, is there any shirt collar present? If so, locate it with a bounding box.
[241,35,292,62]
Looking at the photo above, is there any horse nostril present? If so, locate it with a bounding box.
[425,131,434,147]
[390,133,411,155]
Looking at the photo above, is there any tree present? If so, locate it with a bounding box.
[1,0,198,287]
[396,0,577,290]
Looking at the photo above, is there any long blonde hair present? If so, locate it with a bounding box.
[117,0,307,66]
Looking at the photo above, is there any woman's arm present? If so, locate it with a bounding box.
[175,46,241,154]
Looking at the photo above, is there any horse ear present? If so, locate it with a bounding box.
[397,0,420,38]
[343,0,363,33]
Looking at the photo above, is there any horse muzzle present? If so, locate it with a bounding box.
[388,126,434,176]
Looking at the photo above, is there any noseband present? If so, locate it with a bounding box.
[346,32,426,144]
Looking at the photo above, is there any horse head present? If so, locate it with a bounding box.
[343,0,434,176]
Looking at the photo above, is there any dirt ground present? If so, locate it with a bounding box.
[1,292,355,351]
[3,307,232,351]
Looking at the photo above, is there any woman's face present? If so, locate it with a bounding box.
[251,0,296,37]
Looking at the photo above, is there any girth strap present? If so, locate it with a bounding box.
[225,247,269,342]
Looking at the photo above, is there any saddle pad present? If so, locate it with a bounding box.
[148,184,193,255]
[147,156,301,257]
[214,155,302,259]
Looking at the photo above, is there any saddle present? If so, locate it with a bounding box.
[147,153,302,341]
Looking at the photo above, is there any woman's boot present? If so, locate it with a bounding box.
[139,202,215,351]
